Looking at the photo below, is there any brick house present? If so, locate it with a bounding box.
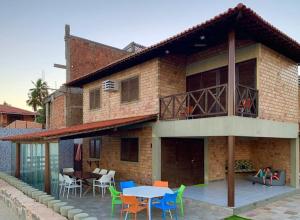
[0,104,40,128]
[2,4,300,208]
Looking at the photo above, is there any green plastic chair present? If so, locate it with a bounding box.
[175,185,186,217]
[108,186,122,216]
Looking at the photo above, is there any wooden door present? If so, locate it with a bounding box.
[161,138,204,188]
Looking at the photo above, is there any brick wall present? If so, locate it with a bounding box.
[83,59,159,123]
[65,92,83,127]
[252,138,291,183]
[49,95,65,129]
[22,115,35,122]
[207,137,291,184]
[68,36,128,82]
[158,55,186,97]
[6,120,42,129]
[258,45,298,123]
[82,126,152,185]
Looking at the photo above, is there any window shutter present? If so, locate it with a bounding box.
[121,80,129,102]
[95,89,100,108]
[89,88,100,109]
[129,77,139,101]
[89,90,94,109]
[121,77,139,102]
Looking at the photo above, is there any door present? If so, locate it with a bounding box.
[161,138,204,188]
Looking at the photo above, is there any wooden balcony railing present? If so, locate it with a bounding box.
[160,84,228,120]
[235,84,258,117]
[159,84,258,120]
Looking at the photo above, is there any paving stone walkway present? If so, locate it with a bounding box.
[240,193,300,220]
[61,193,233,220]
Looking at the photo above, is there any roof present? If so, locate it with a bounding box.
[66,3,300,88]
[0,105,36,116]
[1,114,157,141]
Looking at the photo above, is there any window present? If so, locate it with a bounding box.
[89,138,101,158]
[89,88,100,110]
[121,138,139,162]
[121,76,139,103]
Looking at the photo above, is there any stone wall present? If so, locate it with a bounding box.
[257,45,298,123]
[83,59,159,123]
[0,179,66,220]
[82,126,152,185]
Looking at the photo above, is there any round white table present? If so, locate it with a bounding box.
[123,186,174,220]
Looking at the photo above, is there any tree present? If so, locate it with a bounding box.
[2,101,10,106]
[26,79,49,125]
[26,79,49,111]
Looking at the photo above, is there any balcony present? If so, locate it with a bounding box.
[159,84,258,120]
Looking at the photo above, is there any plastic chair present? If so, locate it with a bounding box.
[63,168,74,173]
[108,186,122,216]
[63,175,82,199]
[93,174,111,197]
[107,170,116,186]
[120,181,136,192]
[99,169,108,175]
[59,173,65,196]
[92,168,100,174]
[175,185,186,216]
[120,195,147,220]
[153,192,178,220]
[153,181,168,187]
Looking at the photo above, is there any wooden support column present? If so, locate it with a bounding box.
[15,143,21,178]
[44,142,51,194]
[227,30,236,207]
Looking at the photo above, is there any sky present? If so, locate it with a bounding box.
[0,0,299,111]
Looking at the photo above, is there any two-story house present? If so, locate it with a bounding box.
[2,4,300,208]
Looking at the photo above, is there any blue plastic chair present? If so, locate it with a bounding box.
[153,192,178,220]
[119,181,136,192]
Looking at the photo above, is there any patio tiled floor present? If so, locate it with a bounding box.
[184,178,295,208]
[61,192,233,220]
[240,193,300,220]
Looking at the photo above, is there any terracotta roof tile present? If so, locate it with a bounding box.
[0,105,36,116]
[1,114,157,141]
[66,3,300,87]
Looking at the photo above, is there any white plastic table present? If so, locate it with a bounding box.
[123,186,173,220]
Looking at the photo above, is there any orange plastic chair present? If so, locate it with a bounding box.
[153,181,169,187]
[120,195,147,220]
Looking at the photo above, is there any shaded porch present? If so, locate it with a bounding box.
[184,178,296,210]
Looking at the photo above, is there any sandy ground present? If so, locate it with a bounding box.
[0,199,18,220]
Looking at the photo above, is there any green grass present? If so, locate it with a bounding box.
[225,215,251,220]
[194,183,208,187]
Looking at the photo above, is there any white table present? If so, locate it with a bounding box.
[123,186,173,220]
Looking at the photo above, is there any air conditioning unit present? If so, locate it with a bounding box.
[102,80,119,92]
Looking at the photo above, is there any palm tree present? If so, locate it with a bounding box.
[26,79,49,111]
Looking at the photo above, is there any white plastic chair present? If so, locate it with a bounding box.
[63,168,74,173]
[99,169,108,175]
[92,168,100,174]
[63,175,82,199]
[59,173,66,196]
[92,174,111,197]
[107,170,116,186]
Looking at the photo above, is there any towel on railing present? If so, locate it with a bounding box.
[75,144,82,161]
